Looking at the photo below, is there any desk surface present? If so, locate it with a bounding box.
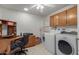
[9,36,22,41]
[0,36,22,54]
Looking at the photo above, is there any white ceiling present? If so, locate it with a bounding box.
[0,4,72,16]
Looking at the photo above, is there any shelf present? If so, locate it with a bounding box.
[0,19,16,37]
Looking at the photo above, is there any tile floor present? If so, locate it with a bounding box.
[26,44,52,55]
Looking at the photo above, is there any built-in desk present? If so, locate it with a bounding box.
[0,35,40,54]
[0,36,22,54]
[9,36,22,42]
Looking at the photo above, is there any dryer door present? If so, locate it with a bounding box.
[58,40,73,55]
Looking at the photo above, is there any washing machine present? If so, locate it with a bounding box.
[56,33,77,55]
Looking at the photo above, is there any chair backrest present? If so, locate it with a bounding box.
[20,33,33,46]
[20,36,27,46]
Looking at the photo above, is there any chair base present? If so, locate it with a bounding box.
[11,49,28,55]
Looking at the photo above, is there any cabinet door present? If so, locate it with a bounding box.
[53,14,59,27]
[0,25,2,36]
[50,16,54,28]
[67,6,77,26]
[0,21,2,36]
[59,11,67,27]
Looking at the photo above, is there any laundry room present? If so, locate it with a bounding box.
[0,4,79,55]
[1,0,79,59]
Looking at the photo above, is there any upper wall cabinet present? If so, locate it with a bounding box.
[50,15,59,28]
[59,11,67,27]
[50,16,54,27]
[50,6,77,28]
[53,14,59,28]
[67,6,77,26]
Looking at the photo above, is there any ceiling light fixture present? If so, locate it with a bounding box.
[40,5,44,9]
[24,8,29,11]
[36,4,44,10]
[35,4,44,13]
[24,4,55,13]
[31,4,44,10]
[36,5,40,10]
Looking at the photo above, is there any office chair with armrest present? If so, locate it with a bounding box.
[17,33,33,54]
[11,33,33,55]
[11,35,29,55]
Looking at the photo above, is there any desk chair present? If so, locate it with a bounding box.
[10,33,33,55]
[11,35,29,55]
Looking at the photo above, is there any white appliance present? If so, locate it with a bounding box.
[44,30,56,54]
[56,33,77,55]
[40,26,52,43]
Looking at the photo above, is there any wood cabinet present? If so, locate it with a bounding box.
[50,6,77,28]
[50,16,54,27]
[67,6,77,26]
[59,11,67,27]
[25,35,40,48]
[0,21,2,36]
[50,14,59,28]
[8,22,16,36]
[0,19,16,37]
[53,14,59,28]
[0,24,2,36]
